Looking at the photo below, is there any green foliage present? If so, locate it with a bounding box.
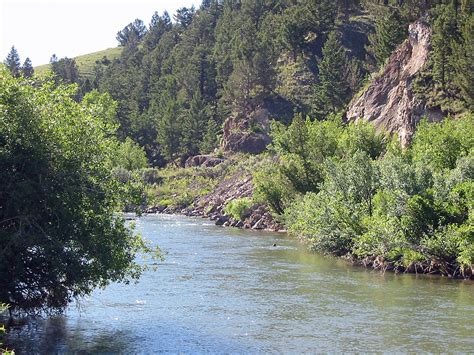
[0,69,158,313]
[368,9,406,66]
[264,112,473,276]
[200,118,221,154]
[337,120,387,159]
[314,31,350,117]
[453,13,474,109]
[411,115,473,172]
[431,3,459,89]
[224,198,253,221]
[111,137,149,171]
[21,57,34,78]
[253,164,292,215]
[4,46,21,78]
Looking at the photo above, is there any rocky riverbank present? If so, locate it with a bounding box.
[144,162,285,232]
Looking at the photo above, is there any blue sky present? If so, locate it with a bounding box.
[1,0,201,66]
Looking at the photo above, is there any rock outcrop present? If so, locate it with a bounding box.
[146,169,284,232]
[346,21,443,146]
[221,102,272,154]
[184,154,224,168]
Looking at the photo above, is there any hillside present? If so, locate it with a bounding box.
[34,46,122,79]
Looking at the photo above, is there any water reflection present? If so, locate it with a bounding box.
[5,215,474,353]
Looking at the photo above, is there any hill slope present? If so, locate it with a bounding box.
[35,47,122,79]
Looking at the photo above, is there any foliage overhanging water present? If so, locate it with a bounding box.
[5,215,474,353]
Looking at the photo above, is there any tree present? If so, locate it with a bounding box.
[314,31,350,117]
[4,46,21,77]
[180,92,208,158]
[368,9,406,66]
[144,11,172,51]
[21,57,34,78]
[174,6,195,30]
[156,100,181,163]
[200,118,221,154]
[50,57,79,84]
[0,69,157,313]
[280,7,309,60]
[453,13,474,108]
[116,19,147,46]
[432,3,459,89]
[111,137,149,171]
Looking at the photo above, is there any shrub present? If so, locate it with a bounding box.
[224,198,253,221]
[140,168,162,185]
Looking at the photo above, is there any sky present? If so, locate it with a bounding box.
[1,0,201,66]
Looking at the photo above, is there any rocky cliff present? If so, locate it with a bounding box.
[346,21,443,146]
[221,102,272,154]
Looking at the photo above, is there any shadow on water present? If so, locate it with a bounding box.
[3,317,131,354]
[4,215,474,353]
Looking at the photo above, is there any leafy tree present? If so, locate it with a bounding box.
[0,69,157,313]
[280,7,308,60]
[111,137,149,171]
[156,100,181,163]
[4,46,21,77]
[21,57,34,78]
[144,11,172,51]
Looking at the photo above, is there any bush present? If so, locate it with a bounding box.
[111,137,149,171]
[140,168,162,185]
[224,198,253,221]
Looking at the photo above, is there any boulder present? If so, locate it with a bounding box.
[215,215,230,226]
[185,155,225,168]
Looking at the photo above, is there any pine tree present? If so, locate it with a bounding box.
[4,46,21,77]
[180,92,208,157]
[314,32,350,117]
[368,9,406,66]
[432,4,459,89]
[156,100,181,163]
[453,13,474,108]
[21,57,34,78]
[200,118,220,154]
[144,11,171,51]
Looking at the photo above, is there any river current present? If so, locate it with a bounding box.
[5,214,474,353]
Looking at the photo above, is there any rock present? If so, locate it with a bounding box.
[221,102,272,154]
[215,215,230,226]
[235,221,244,228]
[185,154,225,168]
[222,131,270,154]
[252,219,266,230]
[346,21,443,147]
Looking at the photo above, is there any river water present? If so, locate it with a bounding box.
[5,215,474,353]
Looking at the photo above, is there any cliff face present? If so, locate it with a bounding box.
[221,102,272,154]
[346,21,443,146]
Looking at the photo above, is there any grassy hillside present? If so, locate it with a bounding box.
[35,47,122,79]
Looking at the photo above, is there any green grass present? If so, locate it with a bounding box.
[35,47,123,79]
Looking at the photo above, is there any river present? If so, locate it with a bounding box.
[4,215,474,353]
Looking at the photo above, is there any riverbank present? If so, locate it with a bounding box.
[6,215,474,353]
[142,148,473,280]
[144,154,285,233]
